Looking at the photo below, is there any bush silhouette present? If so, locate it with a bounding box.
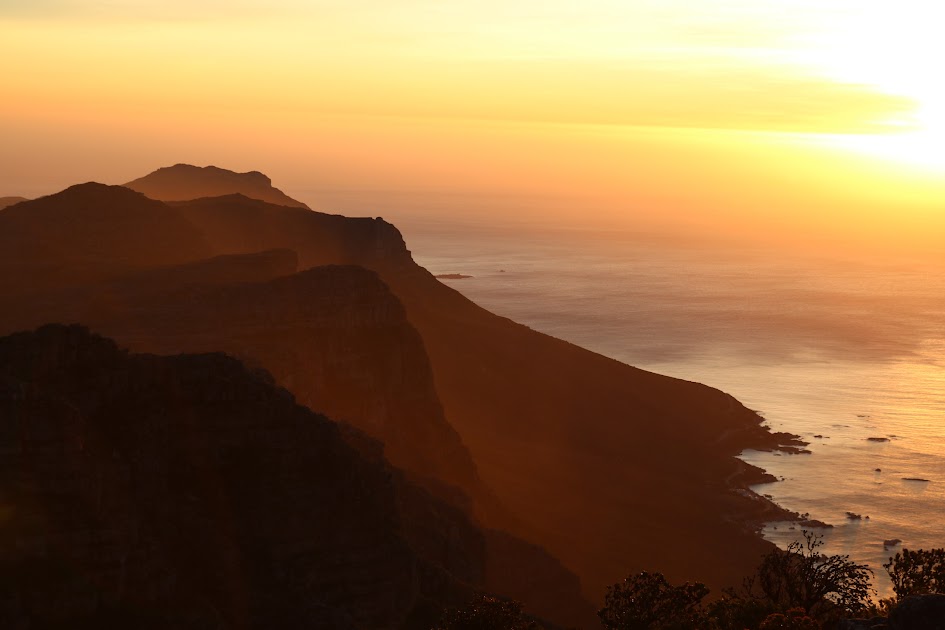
[758,608,821,629]
[434,594,543,630]
[703,591,776,630]
[884,548,945,599]
[598,571,708,629]
[751,531,873,621]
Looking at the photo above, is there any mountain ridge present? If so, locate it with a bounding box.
[0,164,802,617]
[122,165,797,596]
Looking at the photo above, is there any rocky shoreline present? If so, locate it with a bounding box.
[726,432,833,534]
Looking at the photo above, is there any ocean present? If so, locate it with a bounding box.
[396,216,945,598]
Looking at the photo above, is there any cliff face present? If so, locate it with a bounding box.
[125,164,310,210]
[95,262,484,503]
[0,325,484,629]
[383,268,781,597]
[174,194,413,270]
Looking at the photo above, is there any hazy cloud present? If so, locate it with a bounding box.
[0,0,307,21]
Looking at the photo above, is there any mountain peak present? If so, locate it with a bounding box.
[125,164,310,209]
[56,181,156,202]
[0,181,211,287]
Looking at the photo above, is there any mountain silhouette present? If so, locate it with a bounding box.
[0,190,594,625]
[125,164,310,209]
[0,183,211,292]
[0,165,801,617]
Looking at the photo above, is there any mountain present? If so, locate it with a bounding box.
[125,164,310,209]
[0,197,595,625]
[0,165,799,611]
[0,324,484,629]
[0,196,27,210]
[147,171,791,596]
[0,183,211,292]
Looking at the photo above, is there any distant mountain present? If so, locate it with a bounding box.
[0,324,484,629]
[0,196,27,210]
[126,164,310,209]
[0,165,798,617]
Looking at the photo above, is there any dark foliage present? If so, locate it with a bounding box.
[751,531,873,621]
[703,588,777,630]
[434,594,544,630]
[598,571,709,629]
[884,548,945,599]
[758,608,821,629]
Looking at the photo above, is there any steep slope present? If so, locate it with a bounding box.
[0,325,486,629]
[99,262,484,505]
[381,265,785,596]
[125,164,310,209]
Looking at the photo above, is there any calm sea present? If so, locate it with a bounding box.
[397,216,945,598]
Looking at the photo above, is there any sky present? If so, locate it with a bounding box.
[1,0,943,251]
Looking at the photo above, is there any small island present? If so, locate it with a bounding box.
[435,273,473,280]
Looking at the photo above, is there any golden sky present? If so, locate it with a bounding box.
[1,0,943,250]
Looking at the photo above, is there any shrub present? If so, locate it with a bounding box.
[758,608,821,629]
[598,571,709,629]
[752,531,873,621]
[884,548,945,599]
[703,589,776,630]
[434,594,543,630]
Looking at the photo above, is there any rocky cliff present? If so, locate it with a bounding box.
[97,262,484,505]
[174,193,412,270]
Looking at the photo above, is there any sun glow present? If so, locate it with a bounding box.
[796,1,945,171]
